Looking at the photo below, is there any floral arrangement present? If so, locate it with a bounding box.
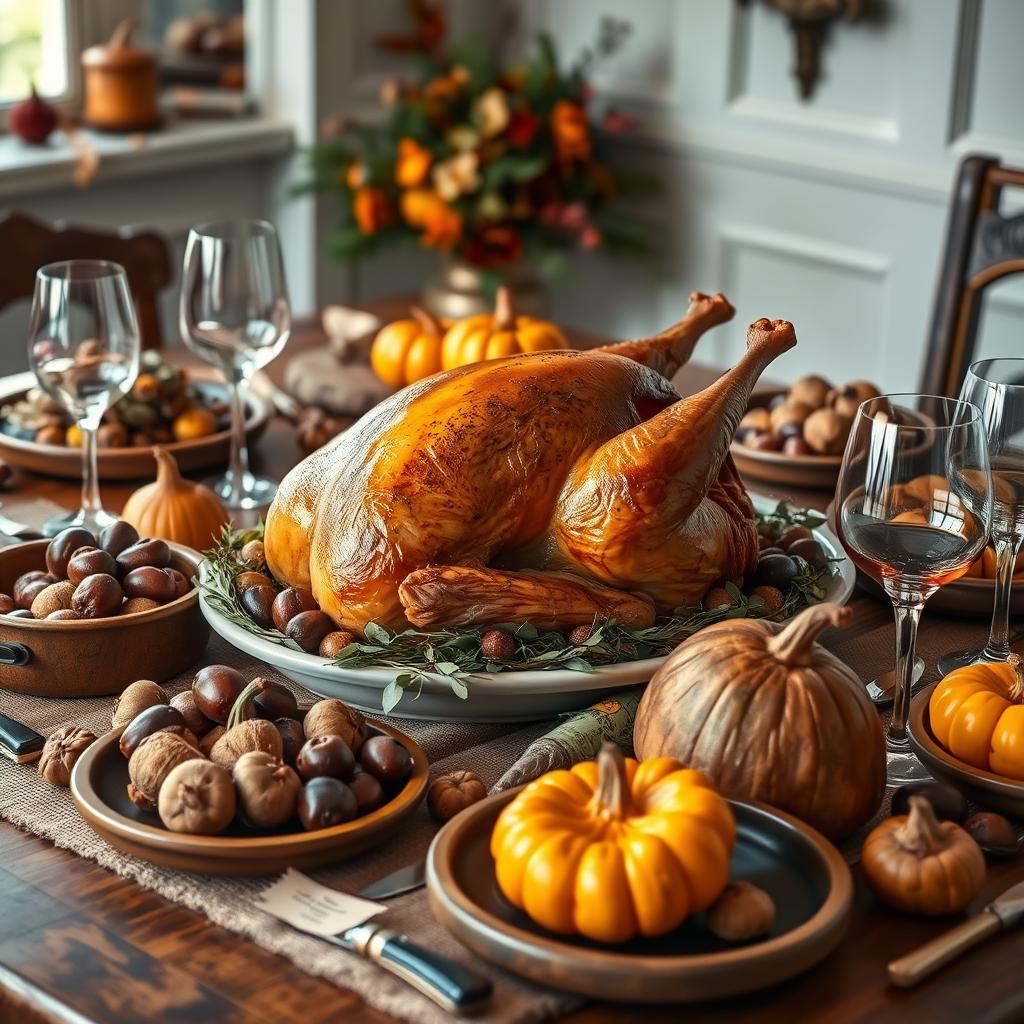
[296,4,651,279]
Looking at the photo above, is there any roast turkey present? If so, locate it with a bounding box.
[265,293,796,635]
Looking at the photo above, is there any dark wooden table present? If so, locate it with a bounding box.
[1,308,1021,1024]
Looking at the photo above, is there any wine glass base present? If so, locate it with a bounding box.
[204,472,278,512]
[885,741,932,786]
[42,507,120,538]
[937,647,1007,676]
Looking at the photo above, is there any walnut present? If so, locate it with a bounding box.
[112,679,169,729]
[302,699,367,754]
[38,726,97,786]
[208,719,282,770]
[127,732,204,811]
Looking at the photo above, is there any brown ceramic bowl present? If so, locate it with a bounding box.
[71,720,428,874]
[0,539,208,697]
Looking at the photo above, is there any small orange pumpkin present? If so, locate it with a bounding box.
[370,307,445,388]
[929,653,1024,779]
[440,286,567,370]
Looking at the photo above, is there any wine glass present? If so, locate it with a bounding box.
[938,359,1024,675]
[835,395,992,785]
[28,260,140,537]
[179,219,291,510]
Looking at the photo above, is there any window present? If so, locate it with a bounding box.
[0,0,76,108]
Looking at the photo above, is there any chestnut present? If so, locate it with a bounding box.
[165,568,190,600]
[46,527,97,577]
[788,538,827,569]
[777,526,813,550]
[241,584,276,629]
[359,735,412,785]
[98,520,139,558]
[349,767,385,814]
[119,704,188,758]
[285,610,334,654]
[169,690,215,739]
[753,554,799,589]
[72,573,123,618]
[275,717,306,768]
[296,734,355,781]
[253,678,299,720]
[0,594,15,615]
[116,538,171,576]
[66,546,118,586]
[297,777,357,830]
[13,570,55,609]
[236,570,272,592]
[272,587,319,632]
[192,664,247,724]
[966,812,1020,857]
[122,566,177,603]
[320,630,357,659]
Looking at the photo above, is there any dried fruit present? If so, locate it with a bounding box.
[481,628,515,661]
[208,719,283,770]
[233,750,301,828]
[567,624,593,646]
[158,759,236,834]
[38,725,96,786]
[303,699,367,753]
[750,585,784,615]
[707,881,776,941]
[112,679,168,729]
[703,587,735,611]
[127,731,202,811]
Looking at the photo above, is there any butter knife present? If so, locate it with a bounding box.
[888,879,1024,987]
[358,860,426,901]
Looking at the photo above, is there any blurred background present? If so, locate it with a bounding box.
[0,0,1021,386]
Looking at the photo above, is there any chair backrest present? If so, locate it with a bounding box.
[922,154,1024,397]
[0,211,172,349]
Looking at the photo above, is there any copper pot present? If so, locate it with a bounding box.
[81,19,160,132]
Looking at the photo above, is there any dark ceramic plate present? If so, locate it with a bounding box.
[71,720,428,875]
[427,790,852,1002]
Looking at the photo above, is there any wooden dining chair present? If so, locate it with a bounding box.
[0,210,172,349]
[921,154,1024,397]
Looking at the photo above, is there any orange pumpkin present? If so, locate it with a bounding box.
[370,308,446,388]
[490,743,735,943]
[440,286,567,370]
[929,654,1024,779]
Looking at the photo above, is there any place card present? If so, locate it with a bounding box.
[258,868,384,937]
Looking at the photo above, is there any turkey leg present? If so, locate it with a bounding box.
[398,565,656,631]
[595,292,735,379]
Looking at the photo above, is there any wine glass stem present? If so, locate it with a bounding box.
[984,535,1024,661]
[888,599,924,745]
[227,379,250,507]
[80,424,102,516]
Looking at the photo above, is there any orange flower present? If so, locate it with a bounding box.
[400,188,462,248]
[396,137,432,187]
[345,162,366,189]
[551,100,591,163]
[353,187,394,234]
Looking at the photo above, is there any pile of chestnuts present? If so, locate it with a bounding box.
[115,668,417,836]
[4,521,190,621]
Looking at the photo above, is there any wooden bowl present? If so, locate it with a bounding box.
[908,683,1024,816]
[71,720,428,874]
[0,539,208,697]
[0,377,271,481]
[426,789,853,1003]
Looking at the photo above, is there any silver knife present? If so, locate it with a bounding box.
[889,879,1024,987]
[358,860,426,901]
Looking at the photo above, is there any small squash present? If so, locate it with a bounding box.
[172,406,218,441]
[121,447,230,551]
[490,742,735,943]
[440,286,567,370]
[929,653,1024,779]
[634,602,886,839]
[370,307,445,388]
[862,796,985,915]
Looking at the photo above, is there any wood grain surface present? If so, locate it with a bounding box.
[1,303,1021,1024]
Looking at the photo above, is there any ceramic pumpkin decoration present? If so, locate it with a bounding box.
[861,797,985,916]
[490,742,735,943]
[634,602,886,840]
[121,447,229,550]
[440,286,567,370]
[370,308,446,388]
[929,654,1024,779]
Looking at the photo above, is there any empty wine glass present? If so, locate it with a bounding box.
[938,359,1024,675]
[179,219,291,510]
[28,260,140,536]
[835,395,992,785]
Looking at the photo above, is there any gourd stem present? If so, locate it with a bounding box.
[226,679,265,730]
[493,286,515,331]
[764,602,851,666]
[151,446,182,487]
[409,306,441,336]
[589,742,630,820]
[1008,654,1024,703]
[893,796,948,858]
[109,17,137,49]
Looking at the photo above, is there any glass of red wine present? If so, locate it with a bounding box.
[835,395,992,785]
[938,359,1024,675]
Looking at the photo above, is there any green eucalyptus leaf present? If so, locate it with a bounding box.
[363,622,391,645]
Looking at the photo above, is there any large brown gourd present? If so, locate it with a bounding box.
[633,602,885,839]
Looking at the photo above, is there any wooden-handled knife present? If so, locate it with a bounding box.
[888,879,1024,987]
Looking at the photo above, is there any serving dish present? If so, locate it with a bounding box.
[0,372,271,480]
[426,788,852,1002]
[908,683,1024,816]
[71,719,428,874]
[0,539,208,697]
[200,496,855,722]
